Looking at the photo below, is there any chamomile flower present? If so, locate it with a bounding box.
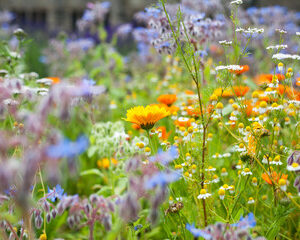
[197,189,212,199]
[229,112,237,121]
[212,153,222,159]
[221,168,228,176]
[248,197,255,204]
[262,155,269,164]
[284,117,290,125]
[270,155,282,165]
[237,143,247,152]
[215,102,223,114]
[221,184,232,190]
[218,188,226,200]
[241,168,252,176]
[206,166,216,172]
[258,101,268,114]
[278,178,287,191]
[269,103,283,111]
[238,123,244,134]
[144,147,151,156]
[252,177,258,186]
[207,133,213,141]
[287,162,300,171]
[236,160,243,169]
[211,174,220,183]
[278,62,284,72]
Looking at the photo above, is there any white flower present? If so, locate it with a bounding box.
[36,78,53,85]
[248,198,255,204]
[287,163,300,171]
[215,65,243,71]
[206,166,216,172]
[266,45,288,50]
[241,168,252,176]
[296,32,300,36]
[270,160,282,165]
[197,189,212,199]
[262,156,269,164]
[275,29,287,34]
[219,40,232,46]
[3,99,18,106]
[272,53,300,61]
[236,27,264,34]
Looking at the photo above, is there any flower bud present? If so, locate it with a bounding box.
[51,209,57,219]
[46,213,51,223]
[35,215,43,229]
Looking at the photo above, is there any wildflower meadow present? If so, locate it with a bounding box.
[0,0,300,239]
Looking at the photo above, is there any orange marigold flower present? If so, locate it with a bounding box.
[123,105,169,130]
[157,94,177,106]
[233,86,250,97]
[229,65,249,75]
[254,74,285,85]
[132,123,141,130]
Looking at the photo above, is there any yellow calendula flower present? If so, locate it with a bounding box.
[123,105,170,130]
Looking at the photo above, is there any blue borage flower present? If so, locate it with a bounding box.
[47,184,65,202]
[232,212,256,229]
[47,135,89,159]
[186,223,211,239]
[145,171,181,190]
[149,146,178,165]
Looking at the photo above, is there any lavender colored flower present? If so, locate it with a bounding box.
[149,146,178,165]
[145,171,180,189]
[47,184,65,202]
[186,223,212,239]
[232,212,256,229]
[47,135,89,159]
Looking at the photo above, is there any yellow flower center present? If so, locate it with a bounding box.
[292,162,299,168]
[218,188,225,195]
[200,189,207,195]
[278,178,286,186]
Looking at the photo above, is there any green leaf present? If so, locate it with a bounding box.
[114,177,128,195]
[233,208,243,223]
[80,168,104,178]
[97,186,112,197]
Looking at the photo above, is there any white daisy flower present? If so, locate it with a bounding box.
[287,162,300,171]
[241,168,252,176]
[197,189,212,199]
